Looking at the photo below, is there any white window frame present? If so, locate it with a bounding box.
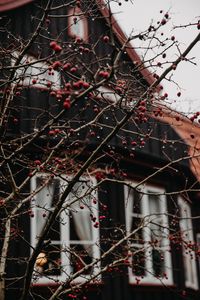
[12,52,61,90]
[178,197,198,290]
[31,173,100,285]
[124,183,173,285]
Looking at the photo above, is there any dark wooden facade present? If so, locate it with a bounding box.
[0,1,200,300]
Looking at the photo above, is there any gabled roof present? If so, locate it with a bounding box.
[158,109,200,182]
[1,0,200,181]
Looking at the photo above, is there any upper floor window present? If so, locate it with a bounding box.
[178,197,198,290]
[124,183,173,285]
[31,174,100,285]
[12,52,61,90]
[68,7,88,42]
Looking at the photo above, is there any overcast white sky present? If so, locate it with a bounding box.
[110,0,200,114]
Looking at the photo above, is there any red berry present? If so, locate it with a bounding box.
[54,128,60,134]
[32,79,37,84]
[65,82,71,89]
[161,19,166,25]
[70,67,77,73]
[93,107,99,113]
[34,160,41,165]
[172,64,176,70]
[52,61,62,70]
[50,41,57,49]
[73,81,81,89]
[48,130,55,135]
[190,116,195,122]
[98,70,104,77]
[83,82,90,89]
[63,63,71,70]
[103,71,109,79]
[46,81,52,88]
[90,131,95,137]
[54,44,62,52]
[131,141,137,146]
[103,35,109,43]
[50,91,56,97]
[83,47,90,53]
[63,100,71,110]
[76,37,82,43]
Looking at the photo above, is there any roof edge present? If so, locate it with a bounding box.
[155,107,200,182]
[97,0,159,89]
[0,0,34,12]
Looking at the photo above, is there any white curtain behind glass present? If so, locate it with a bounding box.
[70,181,93,256]
[35,178,56,237]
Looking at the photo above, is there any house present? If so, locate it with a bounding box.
[0,0,200,299]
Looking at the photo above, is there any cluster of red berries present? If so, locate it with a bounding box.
[48,128,60,136]
[190,111,200,123]
[98,70,109,79]
[153,107,163,117]
[135,100,148,123]
[49,41,62,52]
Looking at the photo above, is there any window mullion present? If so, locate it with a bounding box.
[142,190,153,278]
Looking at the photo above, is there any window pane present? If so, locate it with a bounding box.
[148,194,163,244]
[148,194,160,214]
[152,249,164,277]
[35,176,60,209]
[70,211,93,242]
[68,179,94,242]
[179,198,198,288]
[47,214,60,241]
[35,177,61,239]
[70,180,93,207]
[70,244,93,275]
[131,247,145,276]
[132,189,142,214]
[34,244,61,278]
[130,217,143,244]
